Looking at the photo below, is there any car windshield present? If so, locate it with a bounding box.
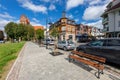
[88,40,104,46]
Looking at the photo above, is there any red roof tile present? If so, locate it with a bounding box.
[33,26,44,30]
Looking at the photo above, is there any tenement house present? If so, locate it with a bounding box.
[101,0,120,38]
[49,11,76,42]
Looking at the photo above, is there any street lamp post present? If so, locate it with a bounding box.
[46,18,48,49]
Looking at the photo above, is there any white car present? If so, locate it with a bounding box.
[57,40,75,50]
[42,39,54,45]
[0,40,4,43]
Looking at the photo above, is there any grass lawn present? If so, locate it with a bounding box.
[0,41,25,79]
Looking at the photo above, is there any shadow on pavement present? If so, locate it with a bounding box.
[64,57,103,78]
[65,57,93,72]
[108,74,120,80]
[49,52,63,56]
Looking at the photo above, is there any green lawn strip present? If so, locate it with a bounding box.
[0,42,25,74]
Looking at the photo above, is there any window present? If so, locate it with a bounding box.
[77,32,80,34]
[69,35,73,40]
[62,41,66,44]
[72,28,75,32]
[62,26,66,31]
[119,10,120,15]
[68,27,71,31]
[107,39,120,46]
[68,21,71,24]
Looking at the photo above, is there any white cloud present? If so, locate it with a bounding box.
[32,18,39,23]
[17,0,47,13]
[66,0,83,10]
[30,21,45,28]
[85,0,112,5]
[86,20,103,29]
[0,19,11,30]
[30,21,42,26]
[0,12,15,30]
[67,14,73,19]
[31,18,43,26]
[89,0,100,5]
[0,18,20,30]
[49,4,56,10]
[75,19,79,22]
[83,0,112,20]
[83,5,106,20]
[42,0,50,2]
[39,0,59,3]
[0,12,14,19]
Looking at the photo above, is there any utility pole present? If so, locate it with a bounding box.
[46,17,48,49]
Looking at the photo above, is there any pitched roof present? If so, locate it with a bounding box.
[107,2,120,11]
[33,26,44,30]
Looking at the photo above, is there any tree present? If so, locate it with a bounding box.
[5,22,18,42]
[5,22,35,42]
[0,30,4,40]
[16,24,26,41]
[50,27,59,39]
[25,24,34,40]
[35,29,44,43]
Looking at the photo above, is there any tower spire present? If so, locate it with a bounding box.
[62,10,66,18]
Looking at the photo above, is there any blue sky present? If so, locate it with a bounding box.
[0,0,112,30]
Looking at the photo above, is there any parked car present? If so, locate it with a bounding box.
[76,38,120,65]
[76,34,96,42]
[0,40,4,43]
[42,39,54,45]
[57,40,75,51]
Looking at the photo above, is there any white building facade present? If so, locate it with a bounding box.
[91,27,104,39]
[101,0,120,38]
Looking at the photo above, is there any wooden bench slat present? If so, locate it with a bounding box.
[69,55,104,70]
[72,51,106,63]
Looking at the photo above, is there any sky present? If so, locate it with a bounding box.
[0,0,112,30]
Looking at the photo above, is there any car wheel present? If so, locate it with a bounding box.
[64,47,67,51]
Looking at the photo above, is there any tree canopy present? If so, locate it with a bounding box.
[5,22,35,41]
[50,27,59,38]
[35,29,44,40]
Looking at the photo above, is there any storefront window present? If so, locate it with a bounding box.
[69,35,73,41]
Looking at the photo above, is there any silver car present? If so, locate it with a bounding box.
[57,41,75,50]
[42,39,54,45]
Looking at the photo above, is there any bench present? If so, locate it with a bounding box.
[68,50,106,78]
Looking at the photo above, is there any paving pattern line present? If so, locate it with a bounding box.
[5,42,27,80]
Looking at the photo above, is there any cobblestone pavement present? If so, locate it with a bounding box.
[6,42,120,80]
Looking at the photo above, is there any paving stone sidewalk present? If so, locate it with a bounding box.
[6,42,120,80]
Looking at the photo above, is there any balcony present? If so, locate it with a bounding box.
[102,27,109,32]
[102,18,108,24]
